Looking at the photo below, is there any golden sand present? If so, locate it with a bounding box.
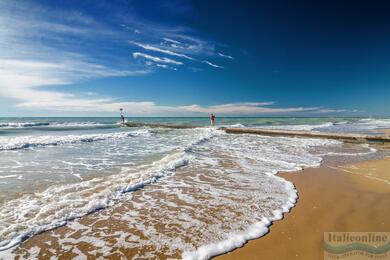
[217,158,390,260]
[333,157,390,191]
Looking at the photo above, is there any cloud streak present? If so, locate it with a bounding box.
[218,52,234,59]
[133,42,194,60]
[179,102,318,114]
[163,38,182,44]
[203,60,224,68]
[132,52,183,65]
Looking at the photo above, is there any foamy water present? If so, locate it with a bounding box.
[0,129,151,150]
[0,117,387,259]
[0,121,116,130]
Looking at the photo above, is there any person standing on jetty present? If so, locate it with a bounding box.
[120,108,126,124]
[210,113,216,126]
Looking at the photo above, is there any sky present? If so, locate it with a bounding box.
[0,0,389,117]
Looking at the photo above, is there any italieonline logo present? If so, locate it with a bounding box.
[324,232,390,260]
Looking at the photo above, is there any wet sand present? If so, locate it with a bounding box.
[217,158,390,260]
[382,128,390,136]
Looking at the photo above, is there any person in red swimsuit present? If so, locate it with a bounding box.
[210,113,216,126]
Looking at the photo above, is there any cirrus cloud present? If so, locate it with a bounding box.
[132,52,183,65]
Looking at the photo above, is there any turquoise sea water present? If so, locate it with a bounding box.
[0,116,388,126]
[0,116,371,128]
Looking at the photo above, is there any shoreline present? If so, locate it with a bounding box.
[5,157,389,259]
[1,131,389,259]
[216,157,390,260]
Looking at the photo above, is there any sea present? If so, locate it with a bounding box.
[0,117,389,259]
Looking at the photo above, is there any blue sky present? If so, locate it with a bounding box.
[0,0,389,116]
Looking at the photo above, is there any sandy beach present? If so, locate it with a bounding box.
[217,157,390,260]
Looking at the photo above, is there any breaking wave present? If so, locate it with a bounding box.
[0,129,152,151]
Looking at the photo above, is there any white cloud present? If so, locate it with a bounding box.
[0,60,344,115]
[314,108,347,113]
[11,96,323,115]
[163,38,182,44]
[179,102,319,114]
[0,58,148,112]
[156,64,168,68]
[133,42,194,60]
[166,34,217,56]
[133,52,183,65]
[203,60,224,68]
[218,52,234,59]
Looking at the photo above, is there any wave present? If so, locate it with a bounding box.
[183,181,297,260]
[0,122,50,128]
[0,129,152,151]
[222,123,246,128]
[0,121,117,130]
[323,144,377,156]
[48,122,115,128]
[334,121,349,125]
[0,128,220,251]
[356,118,390,129]
[322,118,390,133]
[260,122,334,131]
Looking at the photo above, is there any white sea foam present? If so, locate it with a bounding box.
[260,122,334,131]
[323,144,377,156]
[0,151,191,251]
[48,122,111,128]
[0,128,219,252]
[326,118,390,133]
[223,123,246,128]
[334,121,349,125]
[182,180,297,260]
[0,121,114,129]
[251,119,390,134]
[0,129,152,151]
[356,118,390,129]
[0,175,18,179]
[0,122,50,128]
